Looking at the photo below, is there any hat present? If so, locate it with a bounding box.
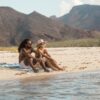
[37,39,47,45]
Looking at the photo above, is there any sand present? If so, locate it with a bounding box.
[0,47,100,80]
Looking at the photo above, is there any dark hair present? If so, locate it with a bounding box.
[18,39,31,53]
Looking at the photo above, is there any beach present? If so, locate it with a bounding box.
[0,47,100,100]
[0,47,100,80]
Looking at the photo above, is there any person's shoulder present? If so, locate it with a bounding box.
[20,48,24,51]
[19,48,25,53]
[44,48,48,52]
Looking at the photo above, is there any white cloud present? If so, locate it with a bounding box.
[59,0,83,16]
[59,0,100,16]
[59,0,69,16]
[74,0,83,5]
[76,0,100,5]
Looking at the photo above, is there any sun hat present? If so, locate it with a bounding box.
[37,39,47,45]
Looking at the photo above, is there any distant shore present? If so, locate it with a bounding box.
[0,47,100,80]
[0,39,100,52]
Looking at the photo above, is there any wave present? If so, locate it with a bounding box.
[0,63,20,69]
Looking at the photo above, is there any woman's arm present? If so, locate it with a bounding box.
[44,49,57,63]
[38,49,55,62]
[44,49,51,57]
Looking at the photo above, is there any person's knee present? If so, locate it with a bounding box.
[33,58,37,65]
[37,58,43,63]
[28,58,33,63]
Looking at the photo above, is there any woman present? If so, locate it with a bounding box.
[35,39,64,71]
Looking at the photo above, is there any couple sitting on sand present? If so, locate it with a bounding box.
[18,39,64,73]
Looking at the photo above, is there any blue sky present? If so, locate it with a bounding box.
[0,0,100,17]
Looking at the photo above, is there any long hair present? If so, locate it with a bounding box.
[18,39,31,53]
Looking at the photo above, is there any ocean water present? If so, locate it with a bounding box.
[0,63,20,69]
[0,70,100,100]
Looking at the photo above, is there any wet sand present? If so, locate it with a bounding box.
[0,47,100,80]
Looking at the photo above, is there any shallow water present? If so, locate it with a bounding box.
[0,71,100,100]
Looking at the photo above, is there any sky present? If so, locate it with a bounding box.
[0,0,100,17]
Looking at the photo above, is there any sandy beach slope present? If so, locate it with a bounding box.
[0,47,100,80]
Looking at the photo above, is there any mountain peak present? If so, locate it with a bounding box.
[71,4,100,12]
[0,6,26,15]
[60,4,100,31]
[50,15,57,19]
[0,6,16,12]
[29,11,47,17]
[0,6,13,9]
[30,11,39,14]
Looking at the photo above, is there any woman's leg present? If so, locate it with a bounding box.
[39,58,50,72]
[48,58,64,71]
[45,60,59,71]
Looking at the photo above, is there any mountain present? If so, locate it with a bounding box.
[60,4,100,31]
[50,15,57,20]
[0,7,94,46]
[0,7,26,46]
[14,11,66,44]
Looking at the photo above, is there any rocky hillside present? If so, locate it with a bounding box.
[60,4,100,31]
[0,7,94,46]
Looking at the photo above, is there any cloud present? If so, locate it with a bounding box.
[80,0,100,5]
[74,0,83,5]
[59,0,70,16]
[76,0,100,5]
[59,0,100,16]
[59,0,83,16]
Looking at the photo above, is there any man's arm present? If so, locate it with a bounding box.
[22,48,33,58]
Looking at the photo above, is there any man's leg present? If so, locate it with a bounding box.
[28,58,39,73]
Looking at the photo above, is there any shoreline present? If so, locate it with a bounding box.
[0,67,100,81]
[0,47,100,81]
